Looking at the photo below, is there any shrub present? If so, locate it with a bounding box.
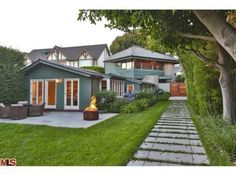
[0,46,26,105]
[135,91,154,99]
[120,98,150,113]
[95,91,116,112]
[80,66,105,74]
[157,92,170,101]
[109,98,129,113]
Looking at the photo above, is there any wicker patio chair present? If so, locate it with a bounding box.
[0,105,11,118]
[10,105,28,120]
[29,103,45,117]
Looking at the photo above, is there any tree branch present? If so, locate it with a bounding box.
[187,47,220,70]
[178,32,216,41]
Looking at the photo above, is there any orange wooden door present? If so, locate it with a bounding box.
[170,83,186,96]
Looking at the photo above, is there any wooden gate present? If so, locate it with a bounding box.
[170,83,186,96]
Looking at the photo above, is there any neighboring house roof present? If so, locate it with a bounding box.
[105,45,178,63]
[26,44,110,62]
[23,59,108,78]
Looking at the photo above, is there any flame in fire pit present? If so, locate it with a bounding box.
[85,96,98,111]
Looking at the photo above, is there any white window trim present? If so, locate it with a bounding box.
[110,79,124,98]
[30,79,44,105]
[64,78,80,110]
[45,79,57,109]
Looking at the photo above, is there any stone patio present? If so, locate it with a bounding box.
[0,112,117,128]
[127,101,209,166]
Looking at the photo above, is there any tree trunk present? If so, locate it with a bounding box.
[193,10,236,62]
[217,43,235,124]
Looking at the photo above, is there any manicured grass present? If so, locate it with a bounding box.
[0,101,170,166]
[189,106,236,166]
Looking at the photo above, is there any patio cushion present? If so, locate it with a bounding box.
[0,103,5,108]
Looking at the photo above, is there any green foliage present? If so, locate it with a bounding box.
[157,92,170,101]
[175,74,185,82]
[0,46,26,105]
[120,98,150,113]
[180,47,222,116]
[109,98,129,113]
[190,107,236,165]
[135,91,154,99]
[95,91,116,112]
[80,66,105,74]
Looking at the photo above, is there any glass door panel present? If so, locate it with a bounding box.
[66,80,71,106]
[47,80,56,106]
[64,79,79,109]
[31,80,43,105]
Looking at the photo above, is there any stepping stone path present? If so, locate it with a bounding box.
[127,101,209,166]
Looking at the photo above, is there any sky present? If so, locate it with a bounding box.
[0,0,235,53]
[0,0,124,53]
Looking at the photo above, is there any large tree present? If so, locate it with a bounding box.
[78,10,236,124]
[0,46,26,105]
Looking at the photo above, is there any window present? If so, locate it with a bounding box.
[134,59,142,69]
[110,80,124,97]
[121,62,126,69]
[126,62,133,69]
[115,62,121,67]
[127,84,134,93]
[153,61,163,70]
[142,60,152,69]
[101,80,107,91]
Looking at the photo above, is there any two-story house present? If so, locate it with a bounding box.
[26,44,110,68]
[104,46,179,92]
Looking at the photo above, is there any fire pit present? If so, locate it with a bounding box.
[83,96,99,120]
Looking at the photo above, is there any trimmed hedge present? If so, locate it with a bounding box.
[80,66,105,74]
[0,46,26,105]
[179,48,223,116]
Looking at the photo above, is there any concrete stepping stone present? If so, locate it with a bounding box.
[191,146,206,154]
[152,128,198,134]
[143,161,161,166]
[145,137,156,142]
[151,143,192,153]
[148,151,194,164]
[127,160,145,166]
[133,150,150,159]
[140,142,154,149]
[156,132,199,140]
[192,154,209,165]
[154,125,196,131]
[157,123,195,127]
[158,120,194,124]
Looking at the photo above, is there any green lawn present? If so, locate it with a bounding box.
[189,106,236,166]
[0,101,170,166]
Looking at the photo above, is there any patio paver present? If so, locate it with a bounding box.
[127,101,209,166]
[0,111,117,128]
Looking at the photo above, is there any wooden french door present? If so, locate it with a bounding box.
[30,80,44,105]
[45,79,57,109]
[64,79,79,110]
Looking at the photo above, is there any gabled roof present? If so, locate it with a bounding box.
[26,44,110,62]
[105,46,178,63]
[23,59,108,78]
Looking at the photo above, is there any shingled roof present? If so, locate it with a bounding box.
[23,59,108,78]
[105,46,178,63]
[26,44,109,62]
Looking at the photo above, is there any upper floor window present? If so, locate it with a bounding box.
[134,59,142,69]
[66,61,78,68]
[153,61,163,70]
[142,60,152,70]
